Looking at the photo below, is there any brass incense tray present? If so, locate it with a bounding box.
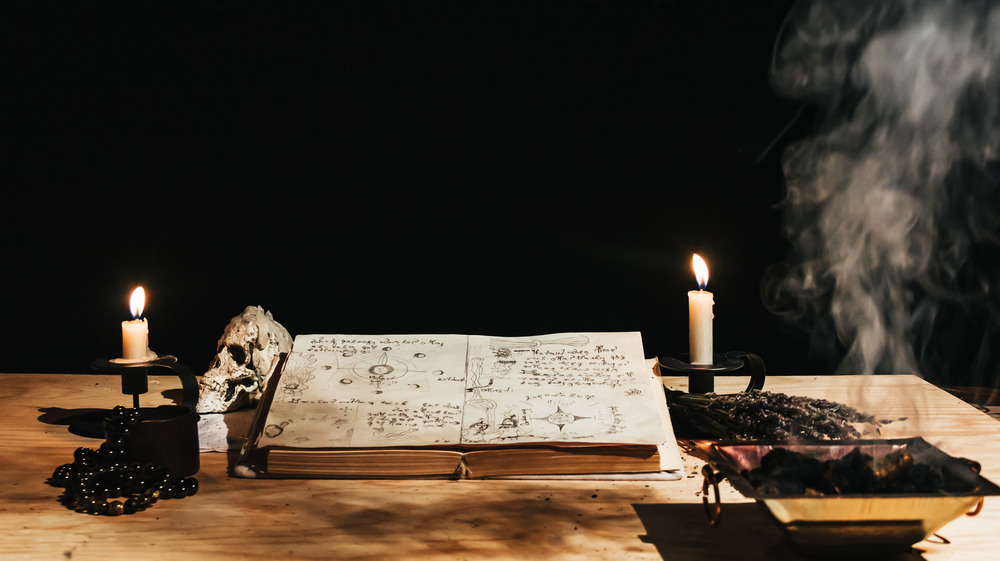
[701,437,1000,556]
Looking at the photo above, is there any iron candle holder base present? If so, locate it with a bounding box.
[658,351,766,394]
[65,355,202,477]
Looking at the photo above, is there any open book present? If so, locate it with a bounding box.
[236,332,681,478]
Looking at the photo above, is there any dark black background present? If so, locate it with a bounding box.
[5,1,820,377]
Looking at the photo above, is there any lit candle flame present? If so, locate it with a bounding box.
[692,254,709,290]
[129,286,145,319]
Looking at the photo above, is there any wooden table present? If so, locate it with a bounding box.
[2,373,1000,560]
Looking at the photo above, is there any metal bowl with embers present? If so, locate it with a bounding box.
[700,437,1000,556]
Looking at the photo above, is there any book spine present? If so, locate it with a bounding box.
[235,353,289,475]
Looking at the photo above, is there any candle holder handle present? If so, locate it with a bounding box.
[658,351,766,394]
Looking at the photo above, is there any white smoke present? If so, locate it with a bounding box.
[763,0,1000,385]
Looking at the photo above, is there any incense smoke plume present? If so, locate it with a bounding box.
[763,0,1000,387]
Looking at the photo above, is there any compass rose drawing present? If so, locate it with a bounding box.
[536,406,590,432]
[330,350,430,394]
[351,351,409,392]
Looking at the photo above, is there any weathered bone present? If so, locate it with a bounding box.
[196,306,292,413]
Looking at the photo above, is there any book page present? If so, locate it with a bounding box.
[462,332,667,446]
[260,334,470,448]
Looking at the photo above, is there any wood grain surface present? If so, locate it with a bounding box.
[2,373,999,560]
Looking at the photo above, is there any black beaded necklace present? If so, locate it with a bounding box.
[48,405,199,516]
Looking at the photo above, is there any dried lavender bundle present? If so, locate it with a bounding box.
[666,390,883,440]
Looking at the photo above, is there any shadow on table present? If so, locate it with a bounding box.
[38,388,187,438]
[38,407,109,438]
[633,502,928,561]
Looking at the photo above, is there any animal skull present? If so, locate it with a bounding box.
[197,306,293,413]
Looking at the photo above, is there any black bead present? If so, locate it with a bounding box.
[104,436,126,450]
[181,477,199,497]
[50,463,76,487]
[89,499,109,515]
[74,447,97,464]
[142,463,165,480]
[72,474,92,492]
[123,498,139,514]
[98,444,117,461]
[119,473,137,494]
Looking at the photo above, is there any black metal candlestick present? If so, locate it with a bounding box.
[79,355,202,477]
[658,351,766,394]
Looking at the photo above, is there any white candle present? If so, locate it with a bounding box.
[122,287,149,360]
[688,254,714,365]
